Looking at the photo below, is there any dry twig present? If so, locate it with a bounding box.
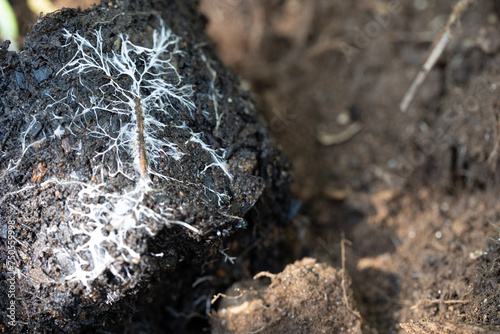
[400,0,473,112]
[340,233,362,320]
[253,271,277,280]
[410,298,469,310]
[317,122,362,146]
[211,288,246,304]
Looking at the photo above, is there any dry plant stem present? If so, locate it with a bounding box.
[410,298,470,310]
[317,122,362,146]
[253,271,276,280]
[400,0,473,112]
[341,233,362,320]
[135,99,148,180]
[211,288,246,304]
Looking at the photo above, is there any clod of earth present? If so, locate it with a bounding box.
[211,258,363,334]
[0,0,292,332]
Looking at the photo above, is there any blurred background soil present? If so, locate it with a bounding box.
[3,0,500,333]
[199,1,500,332]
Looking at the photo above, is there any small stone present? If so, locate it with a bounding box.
[336,111,350,125]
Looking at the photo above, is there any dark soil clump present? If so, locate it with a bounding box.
[0,1,292,332]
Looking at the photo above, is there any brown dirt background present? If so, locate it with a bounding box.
[198,1,500,332]
[4,0,500,333]
[211,258,363,333]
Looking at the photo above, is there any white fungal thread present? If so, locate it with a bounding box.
[55,23,199,288]
[58,24,197,183]
[1,21,234,290]
[0,115,47,179]
[200,52,224,129]
[187,131,232,179]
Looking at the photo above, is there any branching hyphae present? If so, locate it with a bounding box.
[187,131,232,179]
[0,115,46,179]
[59,22,196,183]
[21,21,234,289]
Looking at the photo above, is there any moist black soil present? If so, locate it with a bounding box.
[0,1,292,333]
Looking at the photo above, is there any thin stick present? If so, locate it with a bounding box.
[253,271,276,280]
[400,0,473,112]
[317,122,362,146]
[340,233,362,320]
[410,298,470,310]
[211,288,245,304]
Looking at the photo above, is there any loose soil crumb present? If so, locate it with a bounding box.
[211,258,363,334]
